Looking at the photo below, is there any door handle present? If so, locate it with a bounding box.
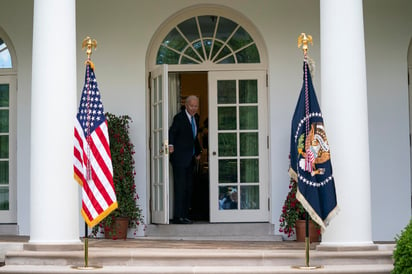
[212,151,216,156]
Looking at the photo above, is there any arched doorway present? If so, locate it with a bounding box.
[0,26,17,233]
[146,5,269,224]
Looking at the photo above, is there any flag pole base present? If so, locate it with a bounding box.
[291,265,323,270]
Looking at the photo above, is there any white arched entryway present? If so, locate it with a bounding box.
[0,26,18,234]
[145,5,271,225]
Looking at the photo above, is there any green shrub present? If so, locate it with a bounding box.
[393,218,412,274]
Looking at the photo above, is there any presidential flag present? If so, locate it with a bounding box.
[289,60,339,230]
[74,62,118,228]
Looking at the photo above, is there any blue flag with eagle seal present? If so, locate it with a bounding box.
[289,60,339,230]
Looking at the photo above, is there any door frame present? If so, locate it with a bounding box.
[0,75,17,223]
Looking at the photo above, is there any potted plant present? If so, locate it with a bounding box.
[278,177,320,242]
[92,113,144,239]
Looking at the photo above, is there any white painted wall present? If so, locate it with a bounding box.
[0,0,410,240]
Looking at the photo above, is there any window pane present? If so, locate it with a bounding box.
[215,46,232,63]
[158,129,162,155]
[240,133,258,156]
[239,106,258,130]
[162,28,187,52]
[0,110,9,133]
[153,105,158,129]
[156,45,179,64]
[211,40,223,60]
[0,161,8,184]
[219,186,238,210]
[158,75,163,100]
[0,136,8,158]
[240,185,259,209]
[219,159,237,183]
[236,44,260,63]
[158,157,164,210]
[203,39,213,59]
[216,17,238,43]
[0,188,9,210]
[227,26,253,51]
[178,17,200,42]
[240,159,259,182]
[181,56,198,64]
[218,107,236,130]
[0,84,9,107]
[198,16,216,38]
[0,39,12,69]
[217,55,235,64]
[183,47,202,62]
[192,41,204,60]
[159,118,163,140]
[217,80,236,104]
[218,133,237,156]
[239,80,257,103]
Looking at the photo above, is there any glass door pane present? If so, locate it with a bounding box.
[0,76,16,223]
[0,84,9,211]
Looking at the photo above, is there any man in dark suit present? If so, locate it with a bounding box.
[169,95,202,224]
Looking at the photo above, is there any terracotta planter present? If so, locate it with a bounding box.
[104,217,129,240]
[295,219,320,242]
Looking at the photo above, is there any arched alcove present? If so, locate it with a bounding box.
[146,4,268,71]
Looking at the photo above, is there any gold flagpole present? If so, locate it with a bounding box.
[72,36,101,271]
[292,33,322,270]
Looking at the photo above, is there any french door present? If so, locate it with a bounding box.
[208,71,268,222]
[150,65,169,224]
[0,76,16,223]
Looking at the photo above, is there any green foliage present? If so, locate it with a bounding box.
[393,219,412,274]
[278,178,320,238]
[92,113,144,238]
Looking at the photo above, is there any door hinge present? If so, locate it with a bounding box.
[267,136,269,149]
[268,198,270,211]
[266,73,268,87]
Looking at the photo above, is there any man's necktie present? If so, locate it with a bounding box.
[191,116,196,139]
[191,116,196,155]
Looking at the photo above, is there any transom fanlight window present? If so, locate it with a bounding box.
[0,38,12,68]
[156,15,260,65]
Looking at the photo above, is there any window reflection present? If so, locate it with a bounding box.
[0,38,12,68]
[219,186,238,210]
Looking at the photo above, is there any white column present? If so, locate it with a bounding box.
[30,0,79,244]
[320,0,373,246]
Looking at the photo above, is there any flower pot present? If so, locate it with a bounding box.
[104,217,129,240]
[295,219,320,242]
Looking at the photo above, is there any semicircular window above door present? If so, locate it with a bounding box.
[156,16,260,65]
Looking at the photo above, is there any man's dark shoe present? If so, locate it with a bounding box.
[174,218,192,224]
[183,218,193,224]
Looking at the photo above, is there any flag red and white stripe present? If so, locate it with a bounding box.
[74,63,117,228]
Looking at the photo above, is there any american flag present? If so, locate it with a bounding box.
[74,63,117,228]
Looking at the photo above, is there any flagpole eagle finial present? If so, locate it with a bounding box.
[82,36,97,68]
[298,33,313,54]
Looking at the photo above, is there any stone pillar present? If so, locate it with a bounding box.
[319,0,374,247]
[30,0,80,246]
